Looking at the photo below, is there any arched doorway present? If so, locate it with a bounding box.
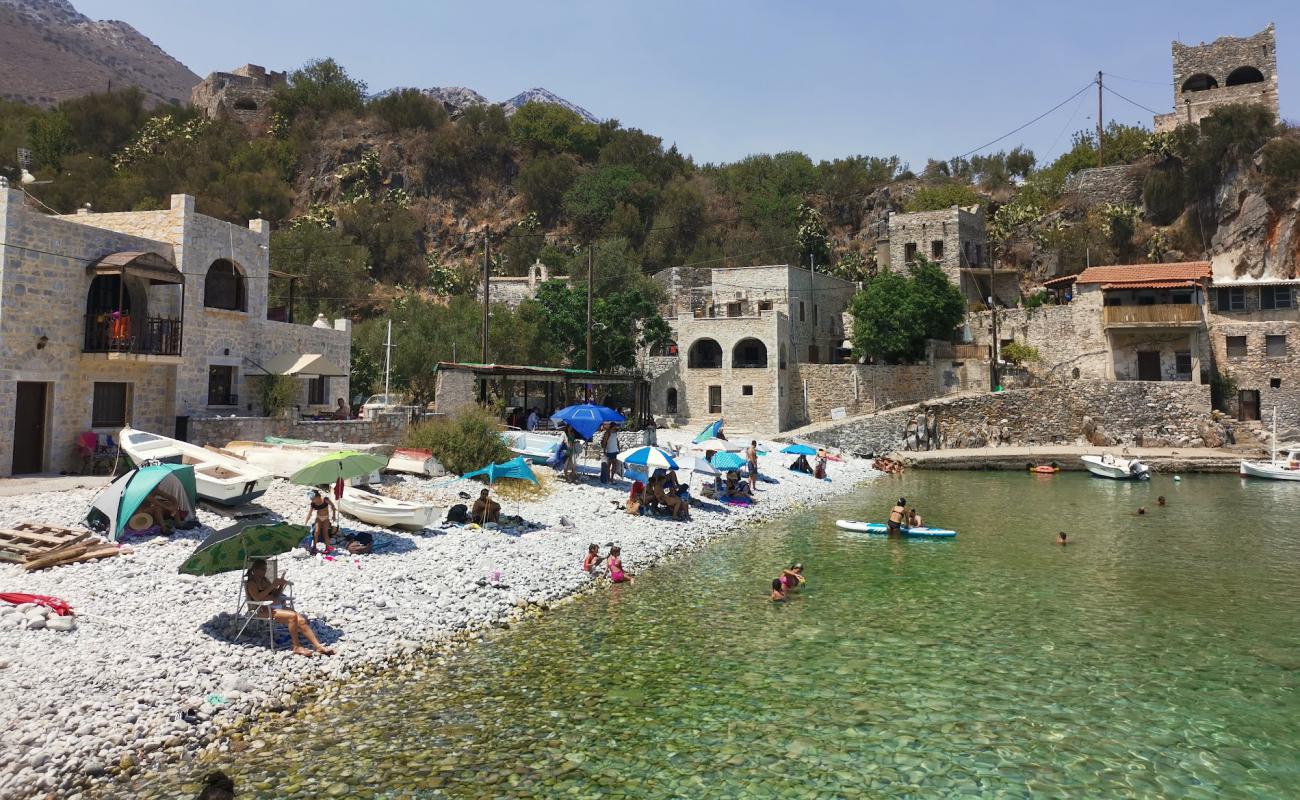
[1226,66,1265,86]
[666,387,678,414]
[204,259,247,311]
[687,338,722,368]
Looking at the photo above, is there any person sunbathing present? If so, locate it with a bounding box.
[652,476,689,520]
[725,471,753,499]
[472,488,501,524]
[243,560,335,658]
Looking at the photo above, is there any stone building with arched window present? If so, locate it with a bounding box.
[1153,24,1280,132]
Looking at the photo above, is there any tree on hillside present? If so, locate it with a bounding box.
[517,154,580,225]
[562,165,656,242]
[269,225,371,319]
[273,58,367,121]
[849,257,964,363]
[906,181,982,212]
[532,280,671,372]
[368,89,449,133]
[509,102,599,159]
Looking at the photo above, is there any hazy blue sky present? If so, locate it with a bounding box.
[79,0,1296,169]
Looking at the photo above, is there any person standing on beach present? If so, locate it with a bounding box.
[526,408,539,431]
[562,424,580,482]
[746,440,759,492]
[887,497,907,537]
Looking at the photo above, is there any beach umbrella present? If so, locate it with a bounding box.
[550,404,625,441]
[617,446,678,471]
[179,523,307,577]
[674,455,719,477]
[689,438,743,453]
[780,444,818,456]
[461,457,540,485]
[710,451,747,472]
[691,419,723,444]
[289,451,387,488]
[85,463,197,542]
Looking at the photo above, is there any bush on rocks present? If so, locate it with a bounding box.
[404,407,511,475]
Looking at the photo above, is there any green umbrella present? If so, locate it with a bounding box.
[179,522,308,576]
[289,451,388,486]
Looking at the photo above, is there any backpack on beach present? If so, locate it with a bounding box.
[446,504,469,524]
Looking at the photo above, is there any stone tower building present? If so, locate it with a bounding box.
[1154,24,1279,132]
[190,65,286,131]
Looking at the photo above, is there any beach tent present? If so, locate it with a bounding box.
[550,404,625,441]
[86,463,197,542]
[462,457,540,485]
[691,419,723,444]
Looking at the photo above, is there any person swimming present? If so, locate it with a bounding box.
[770,578,787,602]
[1134,507,1147,516]
[906,507,923,527]
[888,498,907,537]
[1157,496,1166,507]
[1057,531,1068,546]
[780,563,805,592]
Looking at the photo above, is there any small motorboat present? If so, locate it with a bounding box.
[1080,452,1150,480]
[385,448,446,477]
[119,427,273,505]
[834,520,956,539]
[337,486,438,529]
[1240,409,1300,481]
[502,430,564,464]
[1027,463,1060,474]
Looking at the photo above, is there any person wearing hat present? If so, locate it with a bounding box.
[888,497,907,537]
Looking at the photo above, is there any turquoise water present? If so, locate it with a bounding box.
[112,472,1300,798]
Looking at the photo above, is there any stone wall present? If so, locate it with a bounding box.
[967,291,1110,382]
[431,368,479,415]
[191,64,285,131]
[801,381,1215,456]
[187,413,408,448]
[1207,309,1300,434]
[887,206,987,283]
[1154,25,1279,132]
[1063,165,1145,208]
[786,363,951,426]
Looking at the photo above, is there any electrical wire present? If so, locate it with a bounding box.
[956,80,1097,159]
[1101,84,1163,116]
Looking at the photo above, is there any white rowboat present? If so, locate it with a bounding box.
[1240,408,1300,481]
[1080,453,1150,480]
[385,448,445,477]
[119,427,274,505]
[502,430,564,464]
[337,486,438,529]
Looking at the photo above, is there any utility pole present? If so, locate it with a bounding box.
[810,252,815,275]
[989,248,999,392]
[1096,71,1104,167]
[585,244,594,371]
[480,227,490,364]
[383,319,393,397]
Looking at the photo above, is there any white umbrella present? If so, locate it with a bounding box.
[689,438,743,453]
[674,455,719,476]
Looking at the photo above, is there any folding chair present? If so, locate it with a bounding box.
[234,556,294,650]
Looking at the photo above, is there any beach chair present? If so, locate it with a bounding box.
[233,556,294,650]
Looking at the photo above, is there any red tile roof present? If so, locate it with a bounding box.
[1074,261,1211,287]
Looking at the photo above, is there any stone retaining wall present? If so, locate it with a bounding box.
[801,381,1216,456]
[188,413,409,448]
[787,363,954,424]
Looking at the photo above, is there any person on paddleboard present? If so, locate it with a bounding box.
[888,498,907,537]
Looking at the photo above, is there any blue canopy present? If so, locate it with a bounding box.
[462,457,539,485]
[780,444,818,456]
[550,404,624,441]
[692,419,723,444]
[710,451,746,472]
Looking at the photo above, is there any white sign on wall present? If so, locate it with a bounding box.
[830,407,847,420]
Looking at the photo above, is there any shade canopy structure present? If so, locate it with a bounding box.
[86,463,197,542]
[709,452,747,472]
[550,404,625,441]
[616,446,678,471]
[289,451,388,486]
[673,454,719,477]
[263,352,348,377]
[179,523,307,577]
[87,251,184,285]
[462,457,539,485]
[690,438,743,453]
[780,444,818,456]
[691,420,724,444]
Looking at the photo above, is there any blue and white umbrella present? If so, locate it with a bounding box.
[710,451,747,472]
[617,446,679,471]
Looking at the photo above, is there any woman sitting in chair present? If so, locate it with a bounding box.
[244,560,335,658]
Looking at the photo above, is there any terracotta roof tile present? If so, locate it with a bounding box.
[1074,261,1211,286]
[1098,280,1202,290]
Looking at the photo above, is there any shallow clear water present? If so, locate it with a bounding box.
[112,472,1300,798]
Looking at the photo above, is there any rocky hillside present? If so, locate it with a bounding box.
[377,85,597,122]
[0,0,198,107]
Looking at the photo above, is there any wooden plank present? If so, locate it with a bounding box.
[24,542,95,571]
[0,529,78,546]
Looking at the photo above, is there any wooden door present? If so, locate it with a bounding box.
[1238,390,1260,422]
[708,385,722,415]
[1136,351,1162,381]
[12,382,48,474]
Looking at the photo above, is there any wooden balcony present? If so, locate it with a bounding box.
[952,343,987,360]
[1103,304,1203,327]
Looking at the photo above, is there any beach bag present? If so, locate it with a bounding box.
[548,444,567,469]
[446,504,469,524]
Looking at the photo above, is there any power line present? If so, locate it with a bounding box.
[1101,84,1162,116]
[956,80,1097,159]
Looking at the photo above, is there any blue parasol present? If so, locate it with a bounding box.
[780,444,818,456]
[550,404,625,441]
[710,451,747,471]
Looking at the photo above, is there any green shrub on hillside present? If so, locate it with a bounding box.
[1001,341,1041,366]
[1261,136,1300,210]
[1142,163,1185,226]
[905,181,981,212]
[368,89,448,133]
[404,408,511,475]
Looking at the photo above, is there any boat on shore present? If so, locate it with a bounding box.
[338,486,438,529]
[119,427,273,505]
[502,430,564,464]
[1081,453,1150,480]
[834,520,957,539]
[1240,409,1300,481]
[385,448,445,477]
[223,439,387,483]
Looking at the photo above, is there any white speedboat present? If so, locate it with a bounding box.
[223,440,384,483]
[502,430,564,464]
[1240,408,1300,481]
[337,486,438,529]
[119,427,274,505]
[385,448,445,477]
[1081,452,1150,480]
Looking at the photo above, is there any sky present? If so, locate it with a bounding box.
[79,0,1298,170]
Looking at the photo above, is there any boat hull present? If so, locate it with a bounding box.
[1080,456,1150,480]
[338,487,438,529]
[502,431,563,464]
[834,520,956,538]
[120,428,273,506]
[1240,461,1300,481]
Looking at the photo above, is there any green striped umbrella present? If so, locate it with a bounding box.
[289,451,388,487]
[178,523,307,576]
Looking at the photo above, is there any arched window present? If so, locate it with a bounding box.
[687,338,722,368]
[1226,66,1265,87]
[666,388,678,414]
[732,338,768,368]
[1181,73,1218,92]
[204,259,247,311]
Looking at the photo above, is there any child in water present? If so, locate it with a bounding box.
[770,578,787,602]
[1057,531,1068,546]
[780,564,806,592]
[607,546,632,583]
[582,543,602,573]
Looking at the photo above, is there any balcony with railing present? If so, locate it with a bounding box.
[1102,304,1204,327]
[83,314,183,359]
